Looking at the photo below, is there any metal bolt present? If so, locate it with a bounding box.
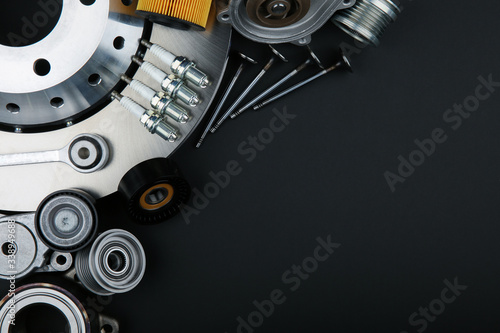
[210,46,288,133]
[196,52,257,148]
[111,91,179,142]
[253,49,353,110]
[131,56,201,106]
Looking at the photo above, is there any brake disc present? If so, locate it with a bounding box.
[0,0,231,211]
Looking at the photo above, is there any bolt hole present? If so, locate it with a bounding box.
[78,147,90,160]
[113,36,125,50]
[6,103,20,114]
[88,73,102,86]
[50,97,64,108]
[80,0,96,5]
[1,242,16,256]
[121,0,133,5]
[56,255,67,266]
[34,59,51,76]
[221,13,230,21]
[101,324,114,333]
[343,0,352,5]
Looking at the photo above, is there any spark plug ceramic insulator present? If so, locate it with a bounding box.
[132,56,201,106]
[121,75,189,124]
[111,91,178,142]
[140,39,210,88]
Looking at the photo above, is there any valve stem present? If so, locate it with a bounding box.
[111,91,178,142]
[121,75,189,124]
[141,39,210,88]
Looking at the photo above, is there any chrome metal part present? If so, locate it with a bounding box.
[36,189,98,252]
[0,213,49,280]
[333,0,401,47]
[231,58,313,118]
[0,133,109,173]
[0,20,232,212]
[196,52,257,148]
[0,0,145,129]
[122,75,190,123]
[112,91,179,142]
[211,53,283,132]
[217,0,355,44]
[75,229,146,296]
[0,284,91,332]
[141,39,211,88]
[132,56,201,106]
[254,49,353,110]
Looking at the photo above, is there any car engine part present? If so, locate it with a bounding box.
[132,56,201,107]
[0,133,109,174]
[111,91,179,142]
[75,229,146,296]
[254,48,353,110]
[136,0,214,30]
[217,0,355,44]
[35,189,99,252]
[0,213,74,280]
[0,0,146,132]
[332,0,401,47]
[121,75,190,123]
[141,39,211,88]
[0,283,119,332]
[118,158,190,224]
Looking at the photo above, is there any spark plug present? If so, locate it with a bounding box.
[141,39,210,88]
[132,56,201,106]
[121,75,189,124]
[111,91,178,142]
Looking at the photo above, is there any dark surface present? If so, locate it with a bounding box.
[4,0,500,332]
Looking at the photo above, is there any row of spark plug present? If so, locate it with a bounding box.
[112,39,210,142]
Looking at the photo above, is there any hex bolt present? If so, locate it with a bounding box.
[131,56,201,106]
[121,75,189,124]
[111,91,178,142]
[253,49,353,110]
[141,39,210,88]
[196,52,257,148]
[231,58,313,119]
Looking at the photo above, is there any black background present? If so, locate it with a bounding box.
[4,0,500,332]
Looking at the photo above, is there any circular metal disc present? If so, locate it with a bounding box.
[0,8,231,211]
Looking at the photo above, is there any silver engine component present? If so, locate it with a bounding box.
[0,283,119,332]
[0,214,73,280]
[0,0,145,130]
[36,189,99,252]
[0,133,109,173]
[75,229,146,296]
[332,0,401,46]
[217,0,356,44]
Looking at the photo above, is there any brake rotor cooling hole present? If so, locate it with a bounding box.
[34,58,51,76]
[88,73,102,86]
[80,0,97,6]
[50,97,64,108]
[107,250,128,273]
[113,36,125,50]
[6,103,20,114]
[78,147,91,159]
[56,255,67,265]
[1,242,16,256]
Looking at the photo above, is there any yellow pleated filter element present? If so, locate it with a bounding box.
[136,0,213,30]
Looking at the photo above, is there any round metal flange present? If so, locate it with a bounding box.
[0,7,231,212]
[0,0,146,130]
